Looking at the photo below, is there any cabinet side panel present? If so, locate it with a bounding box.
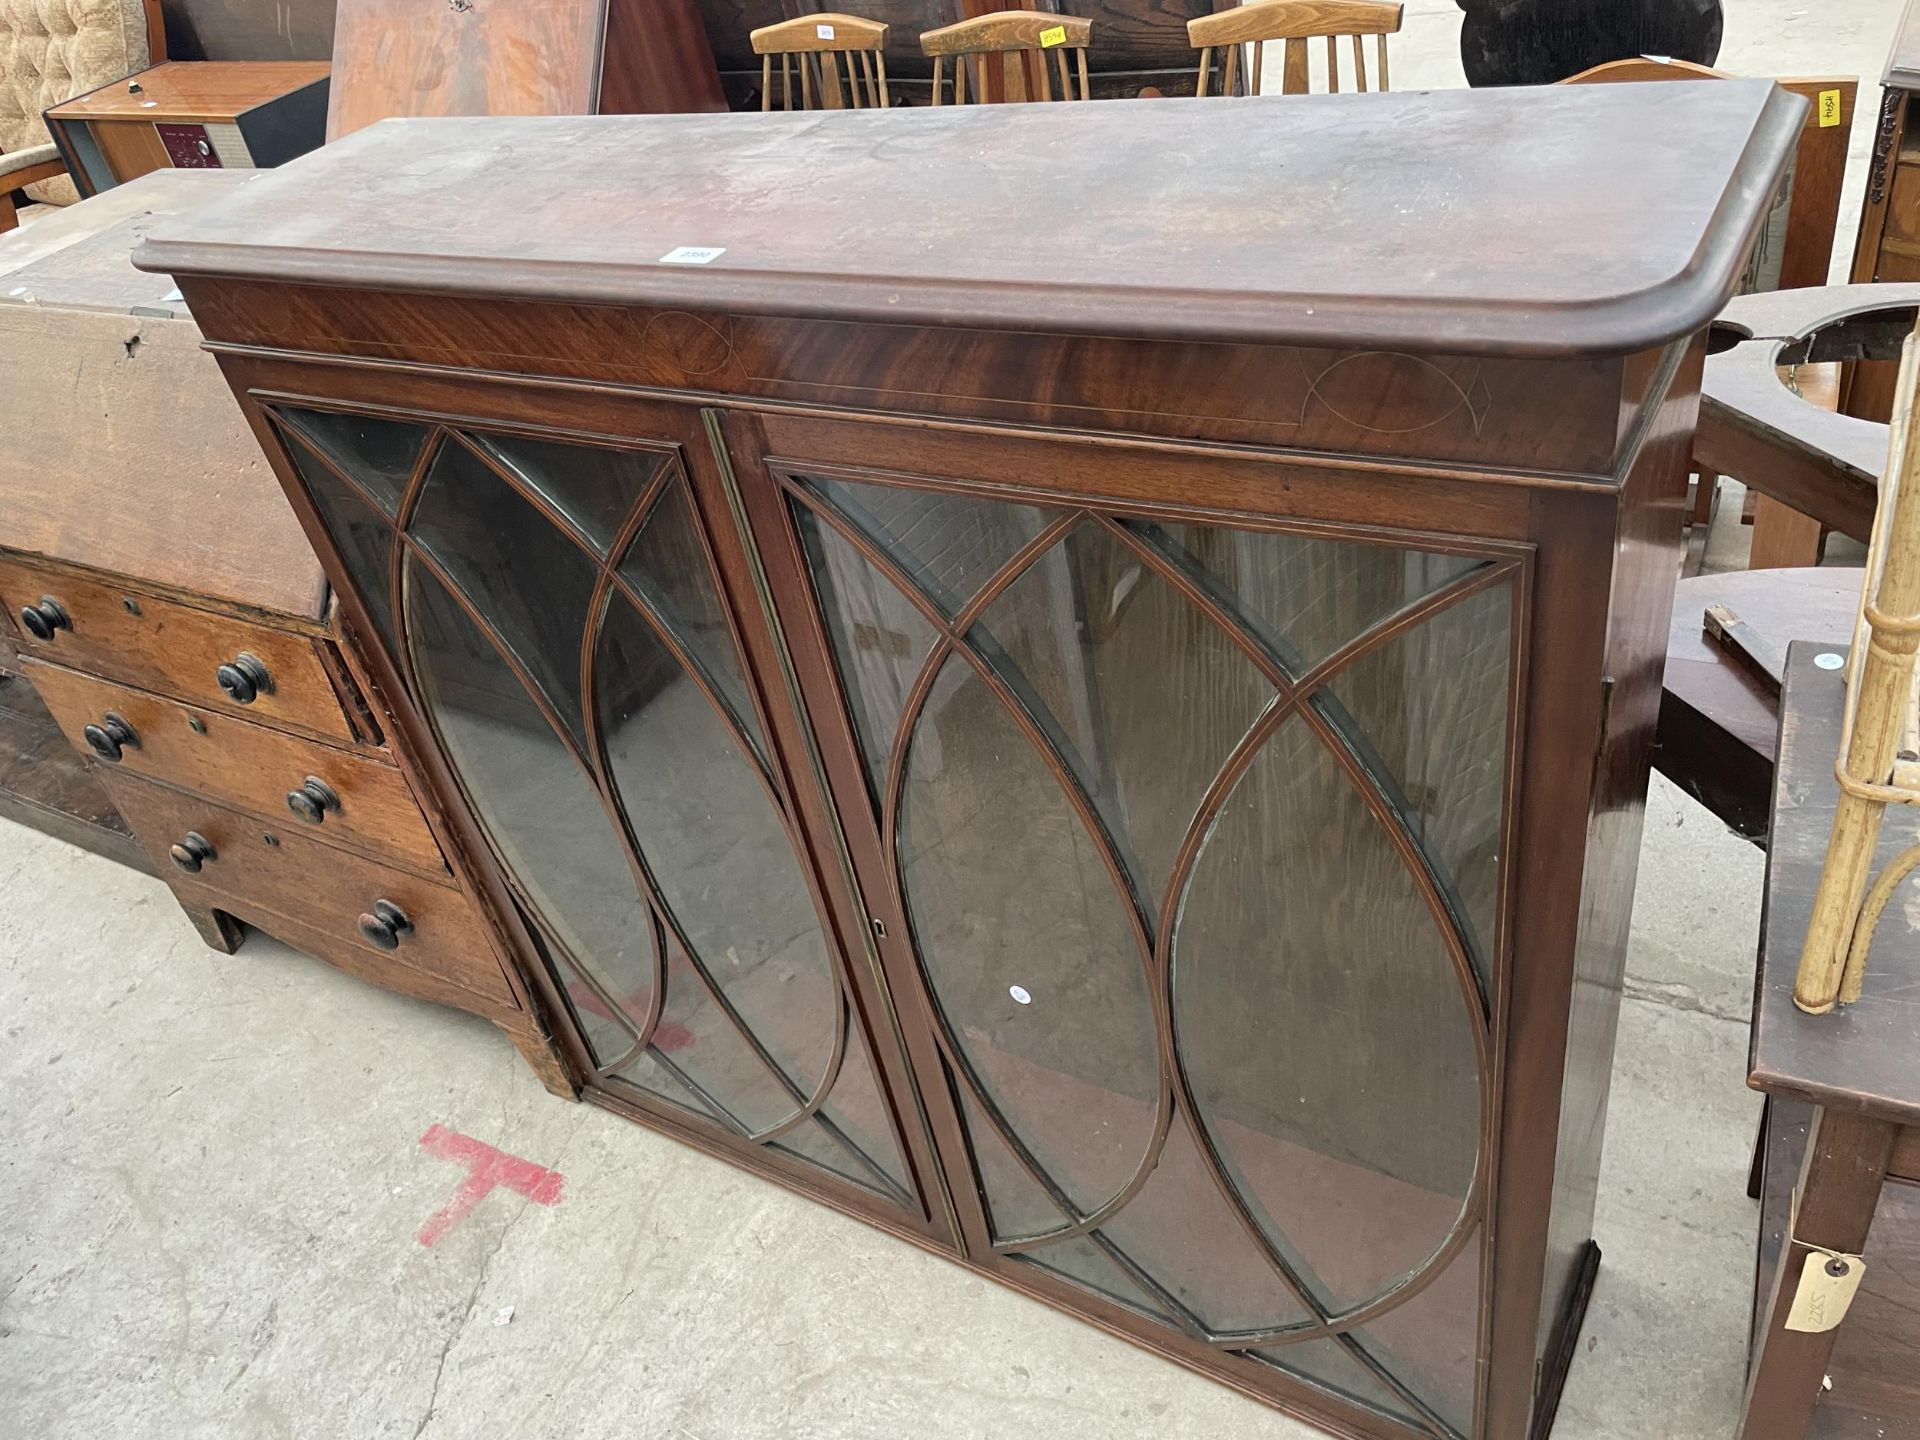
[1535,343,1702,1393]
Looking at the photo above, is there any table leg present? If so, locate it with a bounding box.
[1738,1105,1897,1439]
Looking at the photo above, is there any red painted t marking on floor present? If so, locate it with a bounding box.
[415,1123,565,1247]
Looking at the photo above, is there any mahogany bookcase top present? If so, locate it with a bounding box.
[136,81,1801,357]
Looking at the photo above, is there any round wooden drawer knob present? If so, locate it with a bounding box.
[19,596,70,642]
[285,776,341,824]
[215,653,273,705]
[82,713,140,762]
[357,900,412,951]
[168,831,216,874]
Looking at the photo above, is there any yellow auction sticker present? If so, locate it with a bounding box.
[1040,24,1067,47]
[1819,88,1843,127]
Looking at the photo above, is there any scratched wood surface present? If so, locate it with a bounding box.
[136,82,1805,358]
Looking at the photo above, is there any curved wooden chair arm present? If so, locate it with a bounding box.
[0,153,69,234]
[921,11,1093,56]
[752,12,889,54]
[1188,0,1402,47]
[1561,56,1729,84]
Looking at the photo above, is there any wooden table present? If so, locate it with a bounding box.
[1658,568,1858,840]
[1740,644,1920,1439]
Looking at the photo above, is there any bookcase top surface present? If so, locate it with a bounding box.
[137,82,1802,357]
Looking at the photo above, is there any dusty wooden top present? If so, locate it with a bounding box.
[49,61,330,123]
[1753,645,1920,1126]
[136,82,1803,357]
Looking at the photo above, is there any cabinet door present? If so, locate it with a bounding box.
[253,399,940,1234]
[732,414,1523,1439]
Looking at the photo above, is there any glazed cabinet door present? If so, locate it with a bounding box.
[243,393,949,1240]
[727,412,1526,1440]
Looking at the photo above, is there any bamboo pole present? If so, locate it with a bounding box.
[1796,329,1920,1012]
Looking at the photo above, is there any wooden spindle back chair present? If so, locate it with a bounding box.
[920,11,1094,105]
[1188,0,1402,97]
[751,13,892,111]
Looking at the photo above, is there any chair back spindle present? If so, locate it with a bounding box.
[920,11,1094,105]
[1188,0,1401,97]
[751,13,891,111]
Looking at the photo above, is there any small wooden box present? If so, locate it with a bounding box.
[45,62,330,198]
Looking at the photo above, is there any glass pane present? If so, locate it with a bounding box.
[278,406,426,515]
[549,947,637,1068]
[279,426,397,653]
[472,429,669,554]
[1022,1234,1177,1324]
[1173,713,1482,1316]
[1248,1337,1426,1430]
[975,522,1274,918]
[1326,582,1512,990]
[1096,1108,1312,1334]
[617,478,768,762]
[818,1025,913,1198]
[804,475,1058,615]
[597,593,854,1145]
[404,559,656,1041]
[769,1110,905,1204]
[1123,518,1482,672]
[644,933,797,1134]
[957,1081,1070,1239]
[898,653,1159,1233]
[794,501,941,803]
[410,438,600,750]
[610,1046,716,1120]
[1357,1232,1481,1435]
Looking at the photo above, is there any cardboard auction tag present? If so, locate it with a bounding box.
[1819,89,1843,127]
[1040,24,1067,47]
[1784,1250,1866,1333]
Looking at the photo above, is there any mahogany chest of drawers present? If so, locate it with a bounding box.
[0,171,569,1095]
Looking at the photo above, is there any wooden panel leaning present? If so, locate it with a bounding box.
[921,10,1093,104]
[752,13,890,111]
[1189,0,1402,98]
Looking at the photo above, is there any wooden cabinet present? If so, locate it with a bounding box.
[138,85,1800,1439]
[44,62,330,196]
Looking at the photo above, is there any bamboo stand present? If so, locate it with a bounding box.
[1796,326,1920,1012]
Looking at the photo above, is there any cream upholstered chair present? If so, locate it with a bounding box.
[0,0,163,231]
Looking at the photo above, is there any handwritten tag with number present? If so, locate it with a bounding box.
[1039,24,1067,47]
[1819,89,1843,127]
[816,23,835,39]
[1784,1250,1866,1333]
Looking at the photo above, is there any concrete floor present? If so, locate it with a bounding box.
[4,2,1913,1436]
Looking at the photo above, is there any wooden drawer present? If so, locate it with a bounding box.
[102,775,514,1008]
[24,660,444,877]
[0,556,358,744]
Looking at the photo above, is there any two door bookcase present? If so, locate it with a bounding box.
[138,86,1801,1440]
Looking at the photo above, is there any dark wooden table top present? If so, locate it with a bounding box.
[1657,568,1858,840]
[1752,644,1920,1127]
[133,81,1802,354]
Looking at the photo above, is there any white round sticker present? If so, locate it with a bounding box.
[1008,984,1032,1005]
